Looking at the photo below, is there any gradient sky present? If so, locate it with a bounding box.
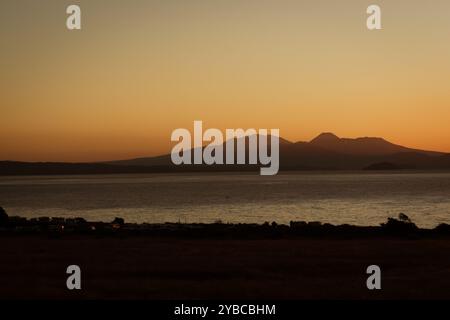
[1,0,450,162]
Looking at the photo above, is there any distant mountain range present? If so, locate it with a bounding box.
[1,133,450,175]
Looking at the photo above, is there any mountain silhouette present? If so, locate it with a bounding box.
[308,132,440,156]
[310,132,340,145]
[1,133,449,175]
[106,132,449,170]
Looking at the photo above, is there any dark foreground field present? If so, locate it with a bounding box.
[1,235,450,299]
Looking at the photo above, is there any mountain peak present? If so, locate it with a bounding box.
[310,132,340,144]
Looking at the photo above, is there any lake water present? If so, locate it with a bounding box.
[0,172,449,228]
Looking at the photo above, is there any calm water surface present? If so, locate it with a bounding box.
[0,172,449,228]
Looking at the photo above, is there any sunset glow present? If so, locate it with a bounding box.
[1,0,450,162]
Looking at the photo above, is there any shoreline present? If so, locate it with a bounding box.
[2,211,450,239]
[2,168,450,177]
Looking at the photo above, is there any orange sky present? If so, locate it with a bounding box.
[1,0,450,162]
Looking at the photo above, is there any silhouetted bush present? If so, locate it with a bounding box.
[0,207,9,226]
[435,223,450,234]
[112,217,125,225]
[381,214,418,234]
[398,213,412,223]
[75,217,87,224]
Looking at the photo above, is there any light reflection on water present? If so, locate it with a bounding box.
[0,172,449,228]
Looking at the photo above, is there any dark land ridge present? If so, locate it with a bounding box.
[1,207,450,239]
